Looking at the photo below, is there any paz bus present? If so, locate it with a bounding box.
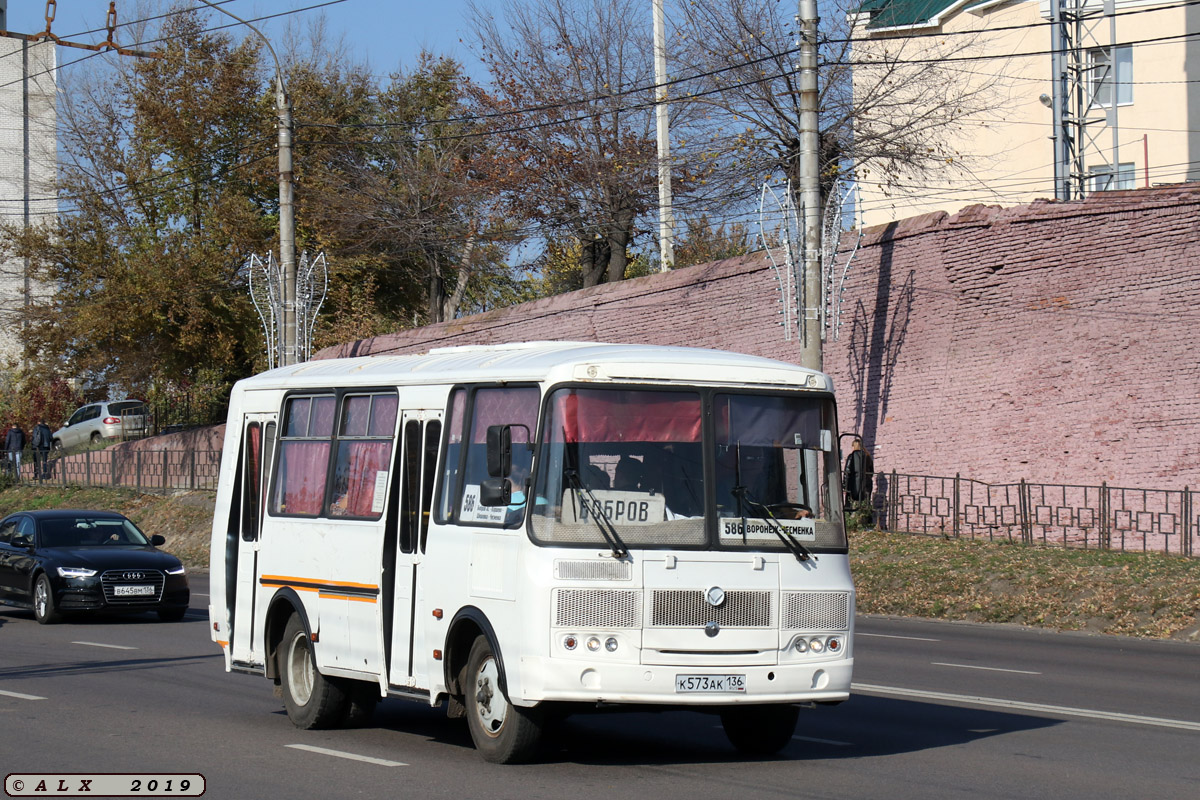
[208,341,855,763]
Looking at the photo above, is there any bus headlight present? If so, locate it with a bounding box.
[827,636,842,653]
[605,637,619,652]
[563,635,578,651]
[808,637,825,653]
[586,637,602,652]
[794,638,809,653]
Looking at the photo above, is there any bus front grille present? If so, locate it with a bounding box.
[554,589,642,628]
[782,591,851,631]
[650,590,773,628]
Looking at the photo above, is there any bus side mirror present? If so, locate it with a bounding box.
[480,478,511,507]
[487,425,513,478]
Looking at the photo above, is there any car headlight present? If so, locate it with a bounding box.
[57,566,97,578]
[167,565,186,575]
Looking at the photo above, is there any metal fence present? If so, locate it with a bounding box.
[880,472,1197,558]
[6,449,222,493]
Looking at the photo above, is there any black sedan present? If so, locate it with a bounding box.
[0,509,190,623]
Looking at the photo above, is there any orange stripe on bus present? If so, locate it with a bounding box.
[260,574,379,590]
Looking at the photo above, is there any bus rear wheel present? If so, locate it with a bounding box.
[720,704,799,756]
[462,635,544,764]
[280,613,348,729]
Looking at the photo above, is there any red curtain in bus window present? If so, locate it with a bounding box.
[342,442,391,517]
[550,389,701,442]
[275,441,330,515]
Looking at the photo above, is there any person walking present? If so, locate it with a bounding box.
[5,422,26,481]
[843,437,874,506]
[31,418,53,481]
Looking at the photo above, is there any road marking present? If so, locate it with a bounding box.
[853,683,1200,732]
[932,662,1041,675]
[793,735,853,746]
[192,593,209,597]
[72,641,138,651]
[285,744,406,767]
[857,632,940,642]
[0,688,46,700]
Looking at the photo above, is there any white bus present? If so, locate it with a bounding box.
[208,342,855,763]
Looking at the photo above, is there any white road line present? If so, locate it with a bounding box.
[853,683,1200,732]
[192,593,209,597]
[0,688,46,701]
[72,641,138,651]
[857,632,940,642]
[932,662,1041,675]
[285,744,406,767]
[793,735,853,746]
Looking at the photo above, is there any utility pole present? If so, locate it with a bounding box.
[797,0,822,371]
[196,0,296,366]
[652,0,675,271]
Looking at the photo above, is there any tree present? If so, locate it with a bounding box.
[469,0,663,288]
[5,10,273,395]
[310,53,519,327]
[675,0,997,208]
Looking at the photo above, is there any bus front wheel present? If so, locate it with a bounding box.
[720,704,799,756]
[280,613,348,729]
[462,635,544,764]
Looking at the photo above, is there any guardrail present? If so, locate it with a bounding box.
[7,449,222,493]
[879,472,1197,558]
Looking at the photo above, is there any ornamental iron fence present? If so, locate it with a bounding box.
[879,472,1196,558]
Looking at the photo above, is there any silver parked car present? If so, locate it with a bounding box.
[53,400,148,450]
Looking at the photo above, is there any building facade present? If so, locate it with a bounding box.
[0,25,57,362]
[851,0,1200,225]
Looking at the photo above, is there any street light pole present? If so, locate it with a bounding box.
[195,1,297,366]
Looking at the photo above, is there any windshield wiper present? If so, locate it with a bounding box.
[730,444,814,563]
[730,484,815,563]
[564,468,629,558]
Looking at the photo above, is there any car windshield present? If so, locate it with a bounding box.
[38,517,150,548]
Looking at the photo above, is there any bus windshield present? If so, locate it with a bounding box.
[529,386,846,551]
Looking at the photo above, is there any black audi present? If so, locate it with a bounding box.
[0,509,190,624]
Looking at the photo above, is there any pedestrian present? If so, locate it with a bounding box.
[5,422,26,481]
[31,418,53,481]
[843,437,874,506]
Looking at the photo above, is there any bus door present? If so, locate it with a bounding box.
[230,414,276,667]
[385,410,442,688]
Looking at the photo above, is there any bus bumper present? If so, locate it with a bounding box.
[513,656,854,706]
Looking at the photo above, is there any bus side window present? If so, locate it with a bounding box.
[437,389,467,523]
[420,421,441,552]
[400,420,421,554]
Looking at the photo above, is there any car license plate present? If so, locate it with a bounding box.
[114,584,155,597]
[675,674,746,693]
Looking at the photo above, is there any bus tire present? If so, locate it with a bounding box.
[338,679,380,728]
[279,613,348,730]
[462,635,544,764]
[720,704,799,756]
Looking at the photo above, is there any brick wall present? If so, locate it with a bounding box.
[317,185,1200,490]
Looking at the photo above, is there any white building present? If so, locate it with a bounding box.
[0,0,57,362]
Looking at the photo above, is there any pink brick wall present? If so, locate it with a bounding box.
[317,185,1200,490]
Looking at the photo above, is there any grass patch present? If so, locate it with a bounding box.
[851,529,1200,640]
[0,485,214,568]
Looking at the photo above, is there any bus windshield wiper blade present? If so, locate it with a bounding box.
[730,485,815,563]
[565,468,629,558]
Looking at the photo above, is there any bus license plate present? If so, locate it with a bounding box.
[114,585,154,597]
[675,674,746,693]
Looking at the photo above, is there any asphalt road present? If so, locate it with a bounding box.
[1,576,1197,800]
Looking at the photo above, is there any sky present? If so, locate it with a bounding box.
[2,0,482,78]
